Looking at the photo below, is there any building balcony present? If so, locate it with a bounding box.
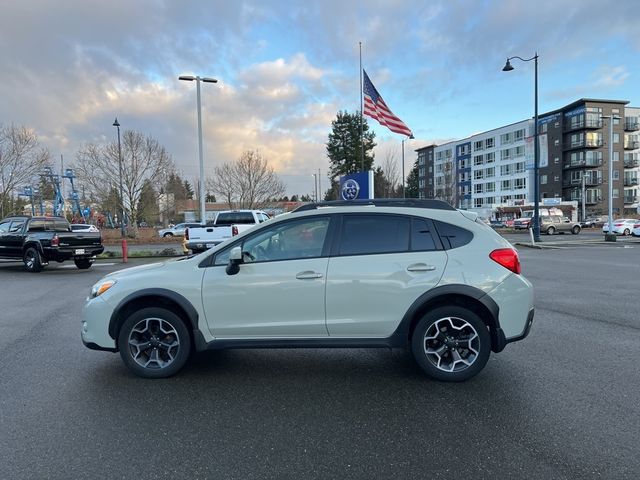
[625,121,639,132]
[564,139,603,150]
[563,158,603,169]
[562,177,602,188]
[624,177,639,186]
[624,195,638,204]
[624,159,639,168]
[563,119,603,132]
[624,141,639,150]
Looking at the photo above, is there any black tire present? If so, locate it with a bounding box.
[23,247,44,273]
[118,307,191,379]
[571,225,580,235]
[74,258,93,269]
[546,226,555,235]
[411,306,491,382]
[163,232,173,238]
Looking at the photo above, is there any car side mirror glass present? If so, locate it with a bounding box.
[226,246,242,275]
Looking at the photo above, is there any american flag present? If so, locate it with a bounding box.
[363,70,413,137]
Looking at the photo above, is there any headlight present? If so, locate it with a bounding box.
[90,279,117,298]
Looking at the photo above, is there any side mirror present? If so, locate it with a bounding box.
[226,246,242,275]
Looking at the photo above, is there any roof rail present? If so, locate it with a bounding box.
[291,199,456,213]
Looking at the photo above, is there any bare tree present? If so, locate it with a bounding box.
[379,146,400,197]
[75,130,174,235]
[207,150,285,209]
[0,124,50,217]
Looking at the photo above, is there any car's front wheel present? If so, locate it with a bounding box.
[546,226,556,235]
[411,306,491,382]
[118,307,191,378]
[571,225,581,234]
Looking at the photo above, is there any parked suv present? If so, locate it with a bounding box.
[82,200,534,382]
[540,215,581,235]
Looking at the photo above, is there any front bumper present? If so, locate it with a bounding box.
[81,295,117,351]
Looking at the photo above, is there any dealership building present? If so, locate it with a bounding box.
[416,98,640,219]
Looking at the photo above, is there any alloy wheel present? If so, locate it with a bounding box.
[127,317,180,369]
[423,316,480,373]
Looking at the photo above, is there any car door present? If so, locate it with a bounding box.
[5,219,26,256]
[201,215,333,338]
[0,218,14,256]
[325,214,447,337]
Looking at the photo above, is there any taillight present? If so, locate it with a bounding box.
[232,225,238,236]
[634,224,640,228]
[490,248,521,274]
[51,234,59,247]
[184,228,189,240]
[614,223,623,227]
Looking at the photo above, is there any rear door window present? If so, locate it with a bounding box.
[9,220,25,233]
[337,215,410,256]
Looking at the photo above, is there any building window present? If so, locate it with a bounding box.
[613,188,619,198]
[541,175,548,185]
[514,129,525,141]
[500,132,512,145]
[554,139,560,146]
[485,182,495,193]
[613,170,620,180]
[485,167,495,178]
[474,170,484,180]
[486,138,495,149]
[502,179,512,190]
[474,184,483,194]
[515,178,526,190]
[613,152,619,162]
[614,133,620,143]
[474,154,484,166]
[474,140,484,151]
[514,146,525,157]
[555,157,560,164]
[500,149,511,161]
[485,152,495,163]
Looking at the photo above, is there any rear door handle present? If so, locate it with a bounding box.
[407,263,436,272]
[296,271,323,280]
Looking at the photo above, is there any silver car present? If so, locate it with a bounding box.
[540,216,581,235]
[158,222,201,238]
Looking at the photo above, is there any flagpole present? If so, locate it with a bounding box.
[359,41,364,172]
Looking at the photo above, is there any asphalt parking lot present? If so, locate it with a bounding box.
[1,245,639,479]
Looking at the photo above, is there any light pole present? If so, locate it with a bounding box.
[601,115,621,241]
[112,118,127,263]
[312,173,318,202]
[179,74,218,224]
[503,53,540,242]
[401,134,415,198]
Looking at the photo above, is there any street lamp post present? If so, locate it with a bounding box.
[503,53,540,242]
[179,74,218,224]
[312,173,318,202]
[401,135,415,199]
[112,118,127,263]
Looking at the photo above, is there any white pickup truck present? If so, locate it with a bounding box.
[185,210,270,253]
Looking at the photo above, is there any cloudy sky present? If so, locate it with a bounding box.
[2,0,639,197]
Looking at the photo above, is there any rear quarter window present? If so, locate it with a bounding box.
[433,220,473,249]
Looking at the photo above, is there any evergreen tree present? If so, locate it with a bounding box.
[183,180,194,200]
[405,160,420,198]
[326,111,376,180]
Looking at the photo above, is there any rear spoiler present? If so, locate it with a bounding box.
[457,210,478,222]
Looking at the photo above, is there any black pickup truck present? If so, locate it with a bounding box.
[0,216,104,272]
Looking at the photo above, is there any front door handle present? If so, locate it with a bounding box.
[407,263,436,272]
[296,271,323,280]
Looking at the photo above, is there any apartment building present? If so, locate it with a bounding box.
[416,98,640,217]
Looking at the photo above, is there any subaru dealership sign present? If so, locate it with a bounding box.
[339,171,374,200]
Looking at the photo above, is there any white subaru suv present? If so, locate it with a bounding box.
[82,199,534,382]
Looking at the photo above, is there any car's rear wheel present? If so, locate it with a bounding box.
[571,225,580,234]
[163,232,173,238]
[23,247,44,273]
[74,258,93,269]
[546,226,556,235]
[411,306,491,382]
[118,307,191,378]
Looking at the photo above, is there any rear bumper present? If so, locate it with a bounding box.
[505,308,534,344]
[44,246,104,261]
